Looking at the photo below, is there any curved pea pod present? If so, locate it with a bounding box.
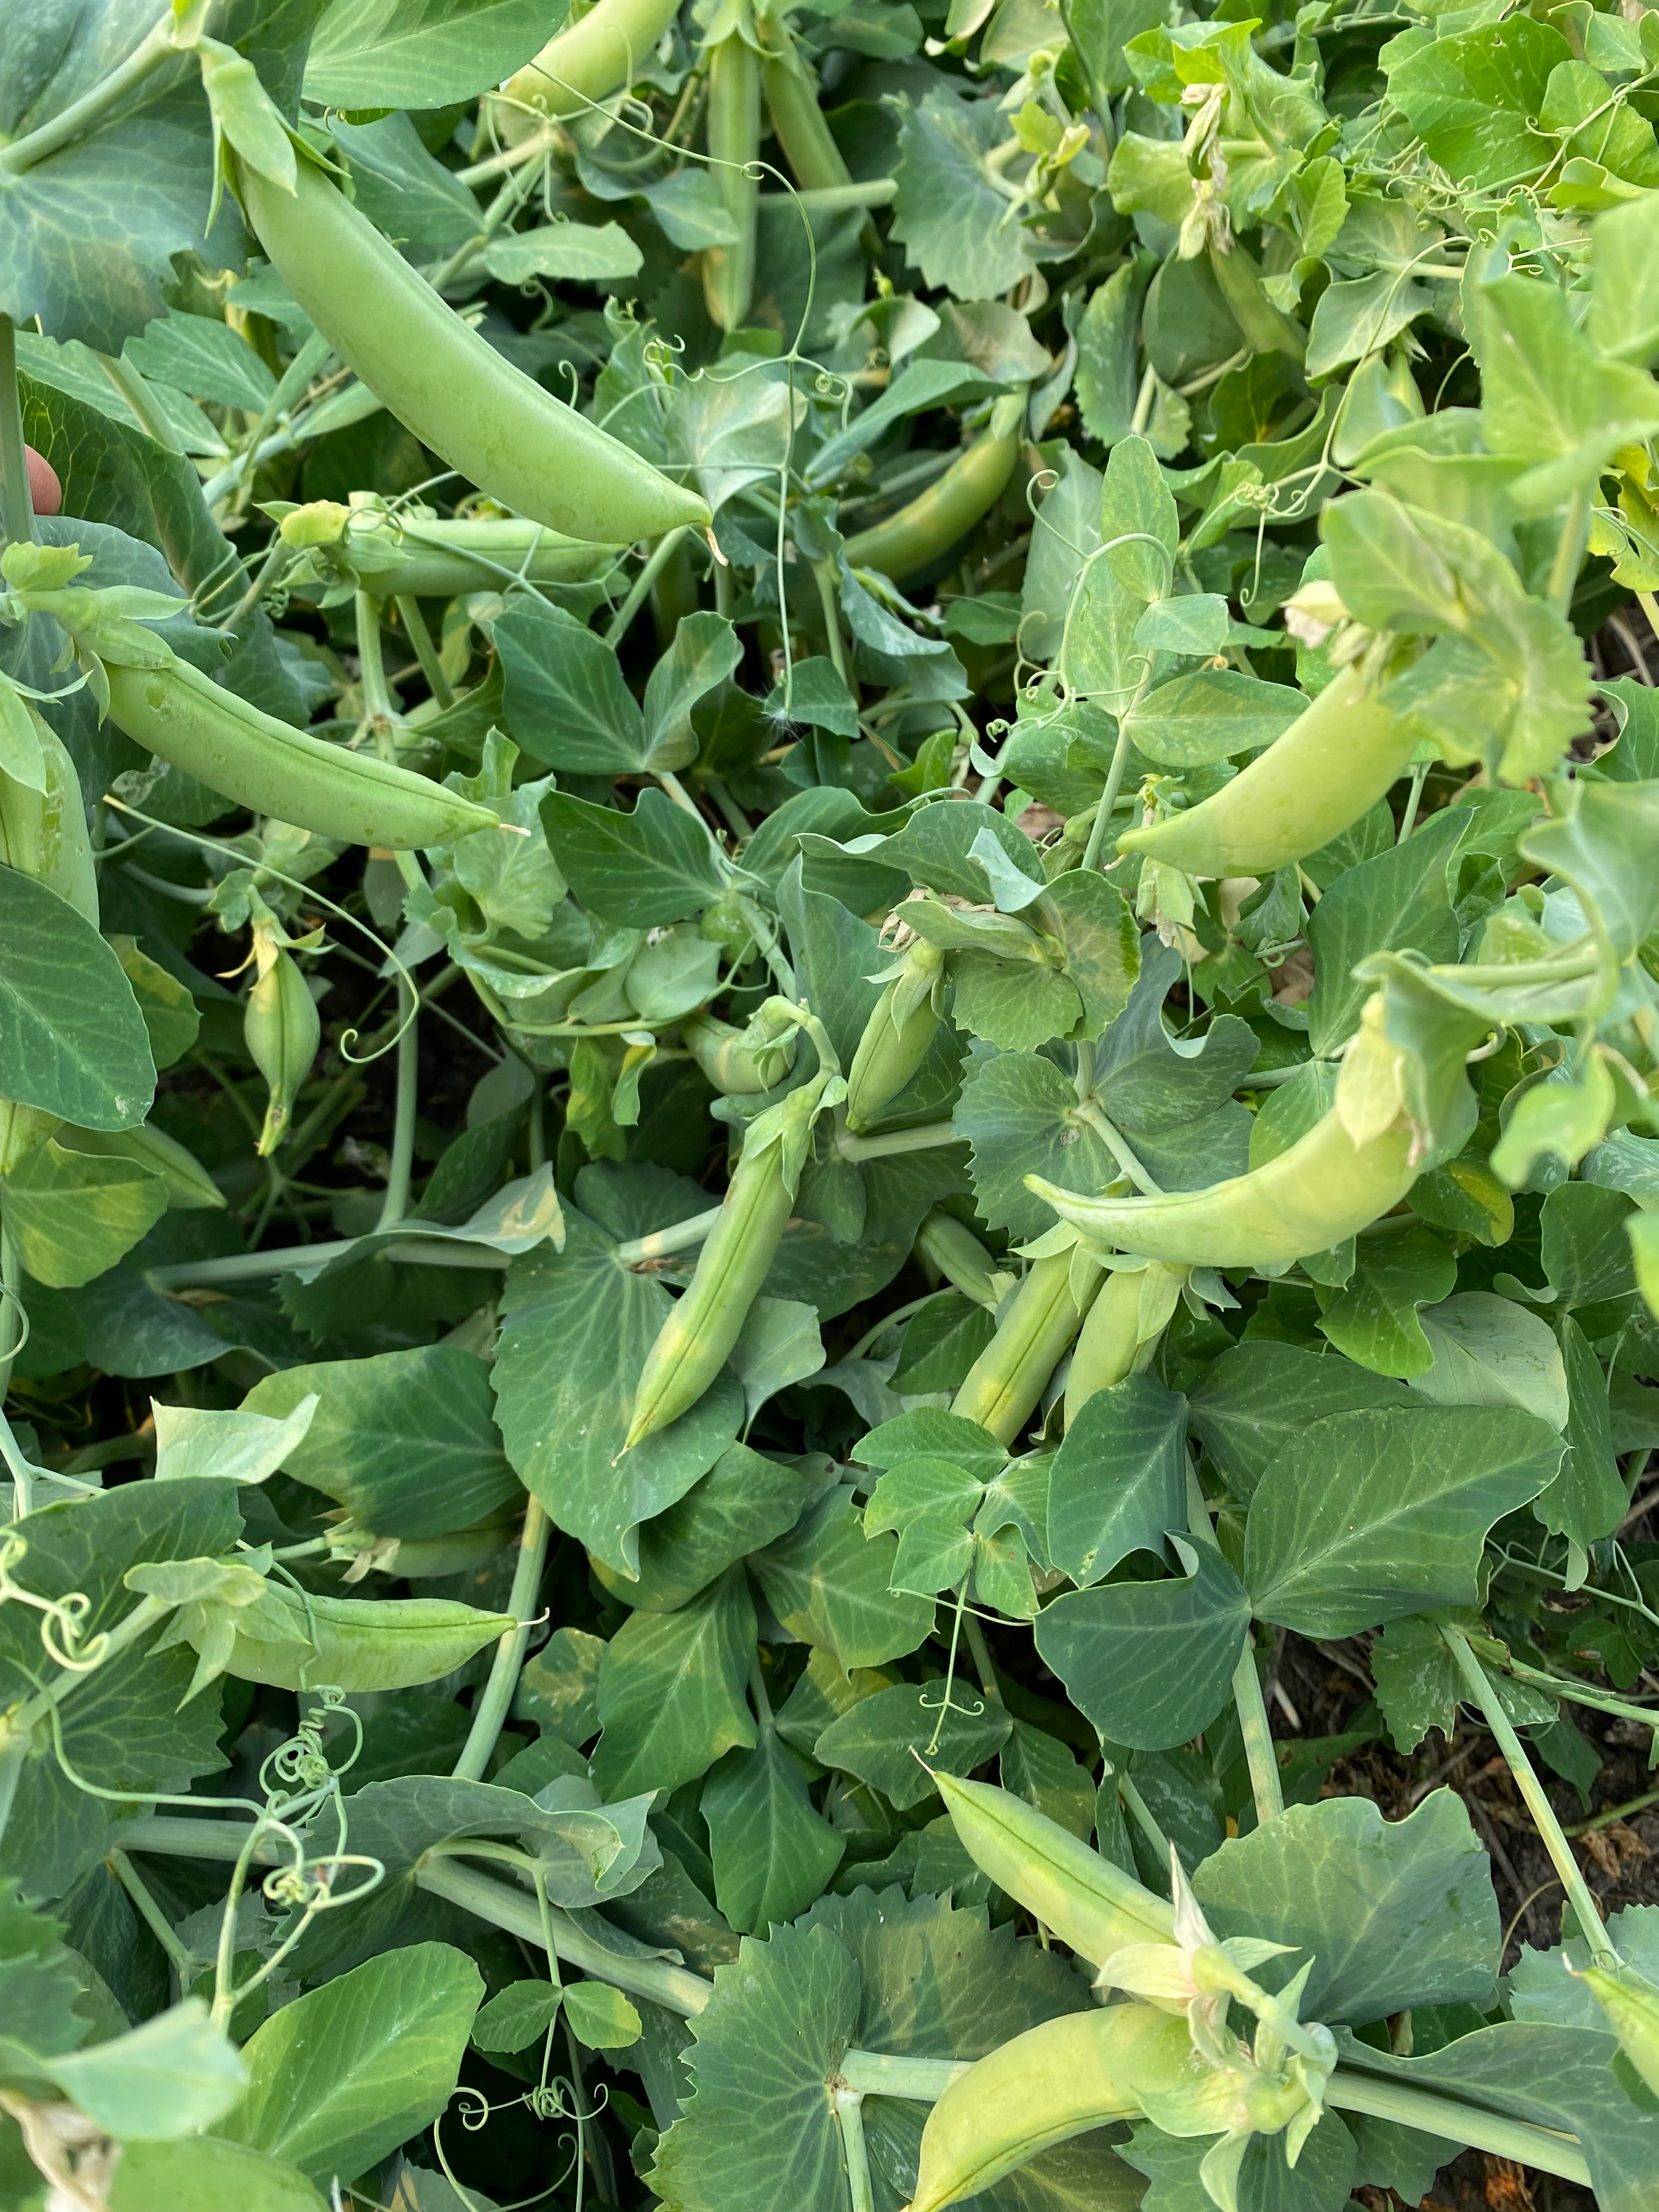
[1063,1260,1184,1426]
[624,1139,795,1449]
[494,0,682,133]
[211,1581,515,1693]
[951,1251,1101,1445]
[236,157,709,546]
[245,939,320,1159]
[279,507,620,600]
[682,1011,797,1096]
[907,2003,1178,2212]
[933,1772,1175,1963]
[845,940,946,1133]
[1576,1962,1659,2096]
[1115,663,1417,878]
[915,1208,1004,1312]
[702,30,761,332]
[844,394,1026,584]
[758,23,851,191]
[105,657,500,850]
[60,1124,225,1210]
[0,713,98,923]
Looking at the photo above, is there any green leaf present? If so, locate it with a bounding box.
[1385,18,1569,191]
[812,1679,1012,1808]
[1034,1540,1252,1752]
[498,602,647,776]
[563,1980,642,2050]
[1188,1342,1420,1498]
[1306,809,1467,1053]
[540,789,726,929]
[1316,1225,1458,1379]
[1472,271,1659,511]
[244,1345,519,1538]
[956,1049,1119,1240]
[1000,1718,1096,1841]
[124,315,276,414]
[750,1486,936,1669]
[644,611,743,772]
[1542,1181,1639,1308]
[1122,669,1304,769]
[151,1397,316,1487]
[1192,1791,1500,2022]
[303,0,565,108]
[1534,1316,1626,1546]
[891,89,1038,301]
[1369,1613,1557,1755]
[0,869,156,1130]
[109,2137,329,2212]
[1046,1377,1187,1587]
[649,1922,862,2212]
[215,1944,482,2184]
[471,1979,558,2055]
[3,1139,168,1290]
[1409,1292,1568,1428]
[589,1569,758,1800]
[483,220,642,285]
[703,1732,845,1932]
[596,1443,809,1614]
[494,1214,741,1574]
[46,2001,246,2141]
[1243,1406,1564,1638]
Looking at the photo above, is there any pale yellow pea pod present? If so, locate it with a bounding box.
[212,1581,515,1693]
[907,2002,1180,2212]
[933,1772,1175,1963]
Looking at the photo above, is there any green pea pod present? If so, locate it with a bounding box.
[915,1208,1003,1312]
[682,1011,797,1095]
[909,2004,1180,2212]
[0,713,98,923]
[1576,1962,1659,2096]
[1063,1260,1184,1426]
[1116,662,1416,878]
[845,939,946,1133]
[932,1771,1175,1963]
[844,394,1026,584]
[245,938,320,1159]
[211,1581,515,1694]
[951,1250,1101,1444]
[279,507,620,600]
[494,0,682,132]
[236,156,709,546]
[702,29,761,332]
[330,1510,518,1582]
[105,658,500,849]
[60,1125,225,1211]
[624,1138,795,1449]
[758,24,851,191]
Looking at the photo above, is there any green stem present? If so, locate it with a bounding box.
[614,1205,724,1268]
[1566,1781,1659,1837]
[374,984,419,1234]
[394,595,454,710]
[106,1848,190,1990]
[1117,1770,1173,1864]
[1231,1631,1284,1825]
[0,11,176,173]
[834,2089,875,2212]
[144,1237,512,1288]
[1079,723,1135,873]
[834,1120,961,1162]
[603,525,691,647]
[1074,1099,1161,1195]
[810,557,851,686]
[0,319,36,548]
[1396,758,1429,843]
[0,1228,24,1469]
[1442,1626,1614,1965]
[451,1499,550,1782]
[1502,1657,1658,1733]
[962,1615,1002,1702]
[1547,486,1592,619]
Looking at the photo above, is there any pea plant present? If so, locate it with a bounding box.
[4,0,1659,2207]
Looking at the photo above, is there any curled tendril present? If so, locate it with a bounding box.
[0,1545,110,1674]
[262,1850,384,1915]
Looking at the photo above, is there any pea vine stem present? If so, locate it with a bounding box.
[451,1498,551,1781]
[1231,1628,1284,1825]
[1441,1625,1615,1965]
[0,10,177,174]
[0,318,36,549]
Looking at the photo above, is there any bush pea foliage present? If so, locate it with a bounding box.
[5,0,1659,2207]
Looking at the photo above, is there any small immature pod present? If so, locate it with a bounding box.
[914,1209,1004,1311]
[1063,1260,1184,1426]
[245,930,321,1158]
[950,1250,1101,1444]
[932,1773,1175,1966]
[845,939,946,1133]
[681,1011,796,1096]
[907,2003,1178,2212]
[0,713,99,923]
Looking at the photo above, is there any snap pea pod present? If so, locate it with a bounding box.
[495,0,682,133]
[951,1251,1101,1444]
[236,157,709,546]
[624,1134,796,1449]
[1116,662,1416,877]
[702,28,761,332]
[933,1771,1175,1962]
[1063,1260,1183,1426]
[279,507,620,600]
[105,658,500,849]
[1028,999,1423,1267]
[758,21,851,191]
[203,1582,515,1694]
[909,2004,1180,2212]
[0,715,97,922]
[844,394,1025,584]
[246,938,320,1159]
[915,1209,1003,1312]
[844,940,945,1132]
[681,1011,796,1095]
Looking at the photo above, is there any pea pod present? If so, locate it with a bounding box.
[702,26,761,332]
[236,156,709,546]
[682,1011,797,1095]
[1116,662,1416,878]
[199,1581,515,1694]
[915,1208,1003,1311]
[951,1251,1101,1445]
[279,506,620,600]
[1576,1962,1659,2095]
[844,394,1026,584]
[245,935,320,1159]
[845,940,946,1132]
[758,21,851,192]
[909,2004,1180,2212]
[494,0,683,133]
[0,714,97,922]
[932,1771,1175,1963]
[1029,1112,1414,1269]
[1063,1260,1183,1426]
[624,1137,795,1449]
[105,658,500,850]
